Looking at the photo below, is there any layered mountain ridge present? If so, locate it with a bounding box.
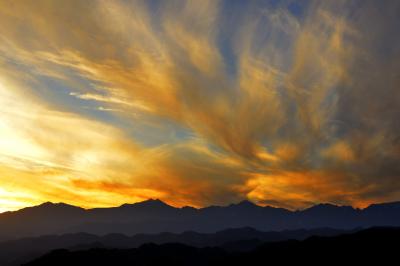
[1,199,400,241]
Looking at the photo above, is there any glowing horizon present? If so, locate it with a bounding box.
[1,0,399,213]
[1,197,396,214]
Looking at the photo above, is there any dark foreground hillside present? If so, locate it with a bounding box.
[0,227,353,266]
[24,227,399,266]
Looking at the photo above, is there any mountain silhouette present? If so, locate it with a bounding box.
[0,227,352,266]
[1,199,400,241]
[22,227,400,266]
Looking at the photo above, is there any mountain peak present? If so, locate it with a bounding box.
[13,202,84,216]
[142,198,168,205]
[37,201,54,207]
[37,202,78,209]
[304,203,355,213]
[230,200,258,208]
[366,201,400,210]
[305,203,339,210]
[121,199,172,208]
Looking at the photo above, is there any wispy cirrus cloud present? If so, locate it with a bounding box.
[0,0,399,211]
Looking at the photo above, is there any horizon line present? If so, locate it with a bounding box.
[2,198,399,215]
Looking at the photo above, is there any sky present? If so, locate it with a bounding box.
[0,0,399,212]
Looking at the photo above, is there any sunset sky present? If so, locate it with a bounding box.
[0,0,399,212]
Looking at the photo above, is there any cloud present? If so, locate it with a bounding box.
[0,67,247,210]
[69,92,153,112]
[0,0,399,211]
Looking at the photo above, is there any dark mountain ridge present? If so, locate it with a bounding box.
[0,227,353,266]
[1,199,399,241]
[23,227,400,266]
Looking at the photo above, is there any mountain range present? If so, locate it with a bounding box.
[1,199,400,241]
[0,227,354,266]
[22,227,400,266]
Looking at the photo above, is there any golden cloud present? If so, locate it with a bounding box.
[0,0,399,211]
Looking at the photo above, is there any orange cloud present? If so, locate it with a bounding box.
[0,0,399,212]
